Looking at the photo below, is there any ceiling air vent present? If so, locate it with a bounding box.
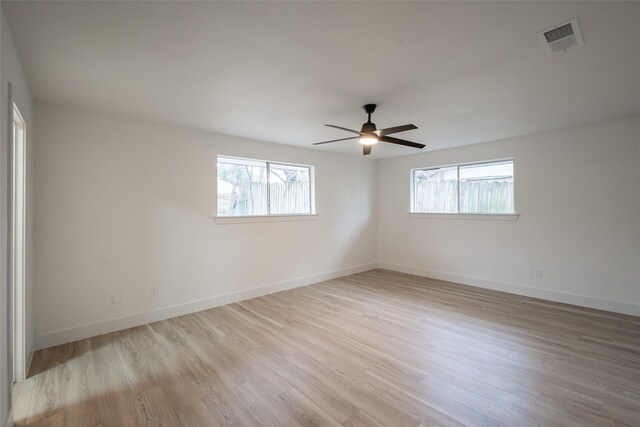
[537,18,583,54]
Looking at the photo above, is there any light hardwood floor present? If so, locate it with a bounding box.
[14,269,640,426]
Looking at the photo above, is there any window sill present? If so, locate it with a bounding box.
[408,212,519,221]
[214,214,318,224]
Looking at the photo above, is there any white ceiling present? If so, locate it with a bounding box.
[3,1,640,158]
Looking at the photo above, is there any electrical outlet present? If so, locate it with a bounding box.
[111,291,122,304]
[150,286,160,296]
[535,269,543,279]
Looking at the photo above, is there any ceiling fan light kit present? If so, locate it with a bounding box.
[359,134,379,145]
[313,104,425,156]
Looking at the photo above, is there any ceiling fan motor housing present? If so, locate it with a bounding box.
[361,121,377,133]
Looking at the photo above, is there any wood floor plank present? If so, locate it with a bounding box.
[23,412,64,427]
[250,349,360,423]
[342,411,385,427]
[14,269,640,426]
[196,371,262,426]
[132,386,181,427]
[176,400,215,427]
[271,388,343,427]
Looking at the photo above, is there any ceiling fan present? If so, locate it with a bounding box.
[313,104,425,155]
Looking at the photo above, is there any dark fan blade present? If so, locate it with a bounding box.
[313,136,358,145]
[363,144,372,156]
[325,124,361,135]
[380,135,425,149]
[375,124,417,137]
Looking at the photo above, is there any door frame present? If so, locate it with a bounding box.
[9,84,27,383]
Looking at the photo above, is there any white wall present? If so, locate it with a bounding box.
[1,10,35,427]
[34,103,377,348]
[377,116,640,316]
[32,105,640,354]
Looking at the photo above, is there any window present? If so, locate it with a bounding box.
[217,156,313,216]
[412,160,514,214]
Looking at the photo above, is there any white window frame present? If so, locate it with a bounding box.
[215,155,316,223]
[410,159,518,221]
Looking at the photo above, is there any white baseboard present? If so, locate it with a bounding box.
[377,262,640,317]
[25,351,34,378]
[35,263,377,350]
[4,408,13,427]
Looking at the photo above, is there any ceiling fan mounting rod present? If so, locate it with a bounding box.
[363,104,377,123]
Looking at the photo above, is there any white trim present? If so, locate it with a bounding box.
[25,351,34,379]
[377,262,640,317]
[34,262,376,350]
[408,213,519,221]
[4,408,13,427]
[214,214,318,224]
[217,154,312,170]
[412,157,515,172]
[9,95,28,383]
